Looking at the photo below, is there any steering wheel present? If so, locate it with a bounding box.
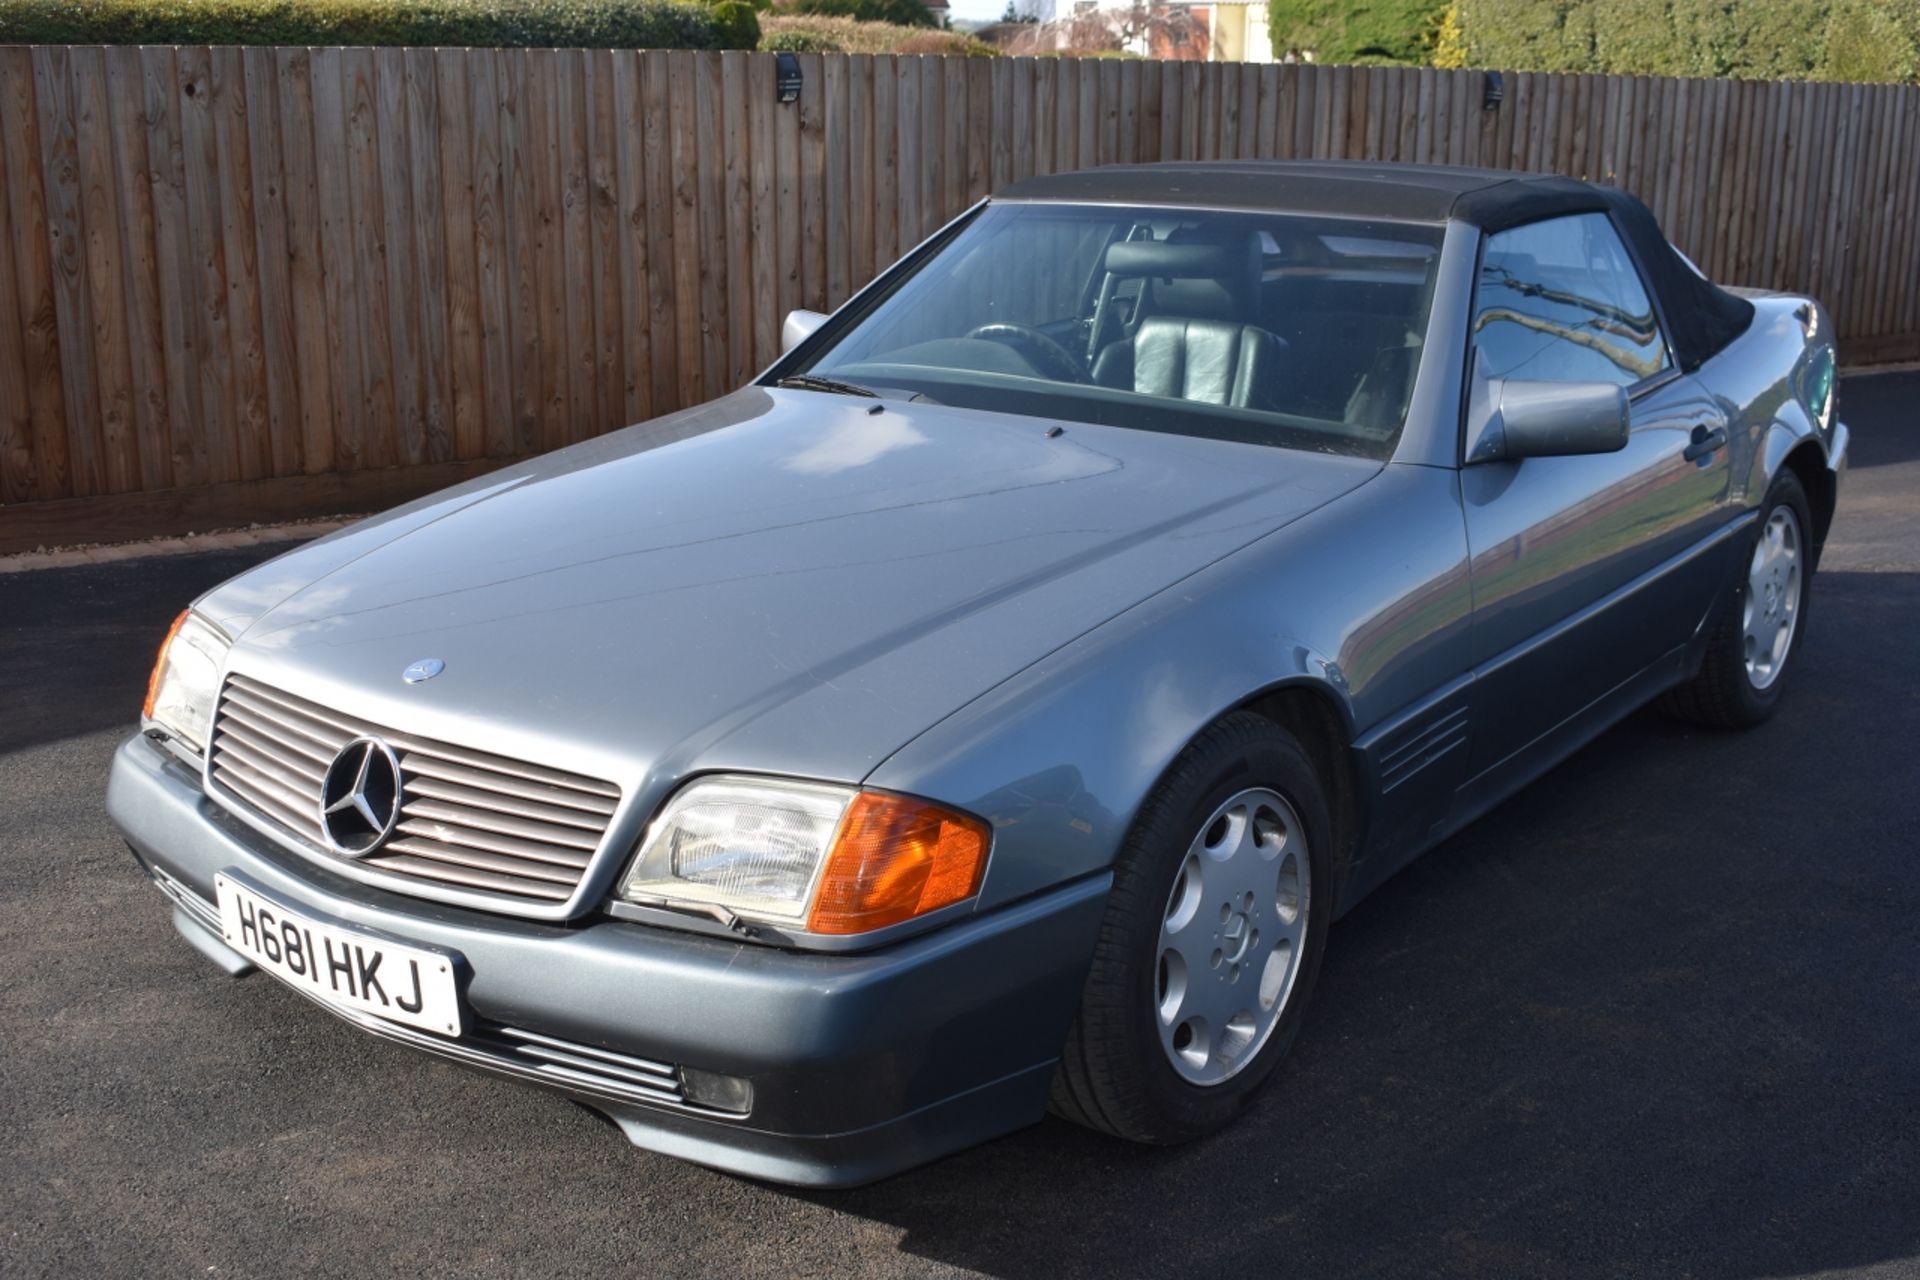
[964,323,1089,384]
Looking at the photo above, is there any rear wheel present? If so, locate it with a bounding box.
[1051,712,1333,1144]
[1661,469,1813,727]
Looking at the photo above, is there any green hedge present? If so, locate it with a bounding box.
[1444,0,1919,84]
[0,0,759,50]
[709,0,761,48]
[760,26,836,51]
[757,14,997,53]
[773,0,934,30]
[1267,0,1445,64]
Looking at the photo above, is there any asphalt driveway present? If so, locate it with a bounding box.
[3,372,1917,1279]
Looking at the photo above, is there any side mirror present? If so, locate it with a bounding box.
[782,309,827,354]
[1467,377,1629,463]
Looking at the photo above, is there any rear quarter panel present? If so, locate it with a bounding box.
[1695,293,1842,515]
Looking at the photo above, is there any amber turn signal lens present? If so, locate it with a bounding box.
[807,792,991,935]
[143,610,189,720]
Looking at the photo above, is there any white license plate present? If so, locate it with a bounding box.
[214,874,463,1037]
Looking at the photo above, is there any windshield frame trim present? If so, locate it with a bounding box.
[987,196,1454,229]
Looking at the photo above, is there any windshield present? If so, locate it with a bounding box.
[784,202,1446,459]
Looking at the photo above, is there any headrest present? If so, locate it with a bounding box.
[1104,230,1263,323]
[1103,240,1242,279]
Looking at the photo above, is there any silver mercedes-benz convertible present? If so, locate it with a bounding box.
[109,161,1847,1187]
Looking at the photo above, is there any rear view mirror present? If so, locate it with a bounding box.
[782,309,827,354]
[1467,377,1629,463]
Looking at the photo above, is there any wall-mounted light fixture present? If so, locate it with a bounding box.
[1483,70,1505,110]
[776,52,802,105]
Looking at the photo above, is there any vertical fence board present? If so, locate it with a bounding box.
[608,49,649,423]
[0,62,34,502]
[824,54,851,309]
[209,47,271,482]
[5,44,73,501]
[689,50,724,396]
[346,47,400,467]
[523,50,566,449]
[893,57,918,256]
[274,50,325,479]
[851,54,877,292]
[35,47,108,497]
[1875,89,1911,337]
[239,49,301,478]
[1010,57,1033,179]
[1053,58,1077,171]
[71,47,140,493]
[917,57,942,241]
[556,49,596,445]
[747,52,779,373]
[467,48,516,457]
[582,51,619,433]
[721,51,754,386]
[436,47,485,459]
[495,50,537,454]
[971,57,995,198]
[773,50,803,335]
[1896,93,1920,336]
[404,48,453,461]
[637,51,676,428]
[872,55,898,270]
[105,45,173,495]
[177,46,246,484]
[1079,56,1102,165]
[797,52,827,311]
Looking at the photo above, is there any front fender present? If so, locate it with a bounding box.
[867,463,1474,913]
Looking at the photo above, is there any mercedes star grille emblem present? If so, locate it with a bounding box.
[403,657,446,684]
[319,736,404,857]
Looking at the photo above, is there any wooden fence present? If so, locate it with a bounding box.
[1,47,1916,544]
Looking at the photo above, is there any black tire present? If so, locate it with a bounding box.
[1661,468,1814,728]
[1050,711,1334,1144]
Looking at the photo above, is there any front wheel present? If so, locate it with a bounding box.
[1661,469,1814,727]
[1051,712,1333,1144]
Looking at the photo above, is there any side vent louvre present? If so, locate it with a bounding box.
[1378,705,1470,793]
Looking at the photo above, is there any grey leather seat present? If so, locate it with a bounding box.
[1091,233,1283,410]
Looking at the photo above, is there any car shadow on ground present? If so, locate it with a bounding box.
[803,570,1920,1279]
[1839,372,1920,469]
[0,543,303,758]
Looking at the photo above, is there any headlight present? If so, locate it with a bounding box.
[620,776,991,935]
[143,610,230,755]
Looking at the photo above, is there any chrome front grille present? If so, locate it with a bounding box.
[209,674,621,908]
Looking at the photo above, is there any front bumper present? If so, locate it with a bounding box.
[107,733,1108,1187]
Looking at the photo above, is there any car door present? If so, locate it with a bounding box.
[1460,212,1735,778]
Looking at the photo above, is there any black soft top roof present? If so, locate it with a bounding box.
[996,161,1753,372]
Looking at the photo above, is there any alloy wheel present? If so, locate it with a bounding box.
[1153,787,1311,1086]
[1744,505,1803,690]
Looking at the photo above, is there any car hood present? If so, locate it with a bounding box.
[205,389,1378,787]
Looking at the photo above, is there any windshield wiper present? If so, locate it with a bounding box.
[774,373,881,398]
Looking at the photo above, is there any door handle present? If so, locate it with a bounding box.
[1683,424,1728,463]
